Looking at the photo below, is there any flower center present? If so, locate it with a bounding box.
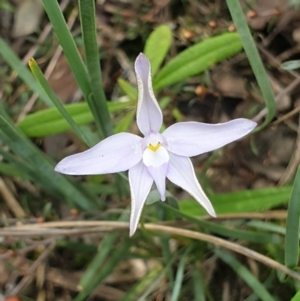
[142,133,169,168]
[148,142,161,152]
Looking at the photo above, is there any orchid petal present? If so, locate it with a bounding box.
[167,153,216,217]
[146,163,168,201]
[55,133,142,175]
[129,161,153,236]
[163,119,256,157]
[135,53,163,135]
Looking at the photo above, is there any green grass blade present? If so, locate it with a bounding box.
[153,33,242,91]
[144,25,172,76]
[170,247,191,301]
[118,78,138,100]
[285,167,300,269]
[215,249,275,301]
[0,37,52,106]
[29,58,93,146]
[79,233,119,289]
[120,267,162,301]
[192,268,206,301]
[78,0,113,137]
[74,239,132,301]
[0,116,94,210]
[225,0,276,127]
[0,162,27,179]
[41,0,91,99]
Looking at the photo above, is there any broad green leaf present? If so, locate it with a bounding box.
[154,33,242,90]
[179,186,291,216]
[78,0,113,137]
[162,203,281,244]
[144,24,172,75]
[285,167,300,269]
[225,0,276,128]
[29,58,92,146]
[0,37,52,106]
[18,101,132,138]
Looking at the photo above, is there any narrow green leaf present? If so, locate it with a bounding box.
[74,239,132,301]
[170,247,191,301]
[179,186,291,216]
[225,0,276,127]
[285,167,300,269]
[0,162,28,179]
[120,267,162,301]
[79,233,119,289]
[41,0,91,99]
[114,110,135,133]
[0,116,95,210]
[215,249,275,301]
[0,37,52,106]
[118,78,137,100]
[192,268,206,301]
[78,0,113,137]
[18,100,132,138]
[29,58,92,146]
[154,33,242,91]
[144,24,172,75]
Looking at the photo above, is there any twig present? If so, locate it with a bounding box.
[8,240,56,296]
[2,221,300,282]
[0,178,25,218]
[278,114,300,185]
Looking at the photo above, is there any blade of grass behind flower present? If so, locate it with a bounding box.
[29,58,94,147]
[74,238,132,301]
[79,232,119,289]
[285,167,300,269]
[170,246,192,301]
[215,249,275,301]
[192,268,206,301]
[225,0,276,128]
[0,116,95,210]
[41,0,90,98]
[0,37,52,106]
[120,267,163,301]
[78,0,113,137]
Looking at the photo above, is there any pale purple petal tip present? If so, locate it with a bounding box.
[163,118,257,157]
[135,53,162,136]
[55,133,143,175]
[129,161,153,236]
[167,153,216,217]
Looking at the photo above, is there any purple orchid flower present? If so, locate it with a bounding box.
[55,53,256,236]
